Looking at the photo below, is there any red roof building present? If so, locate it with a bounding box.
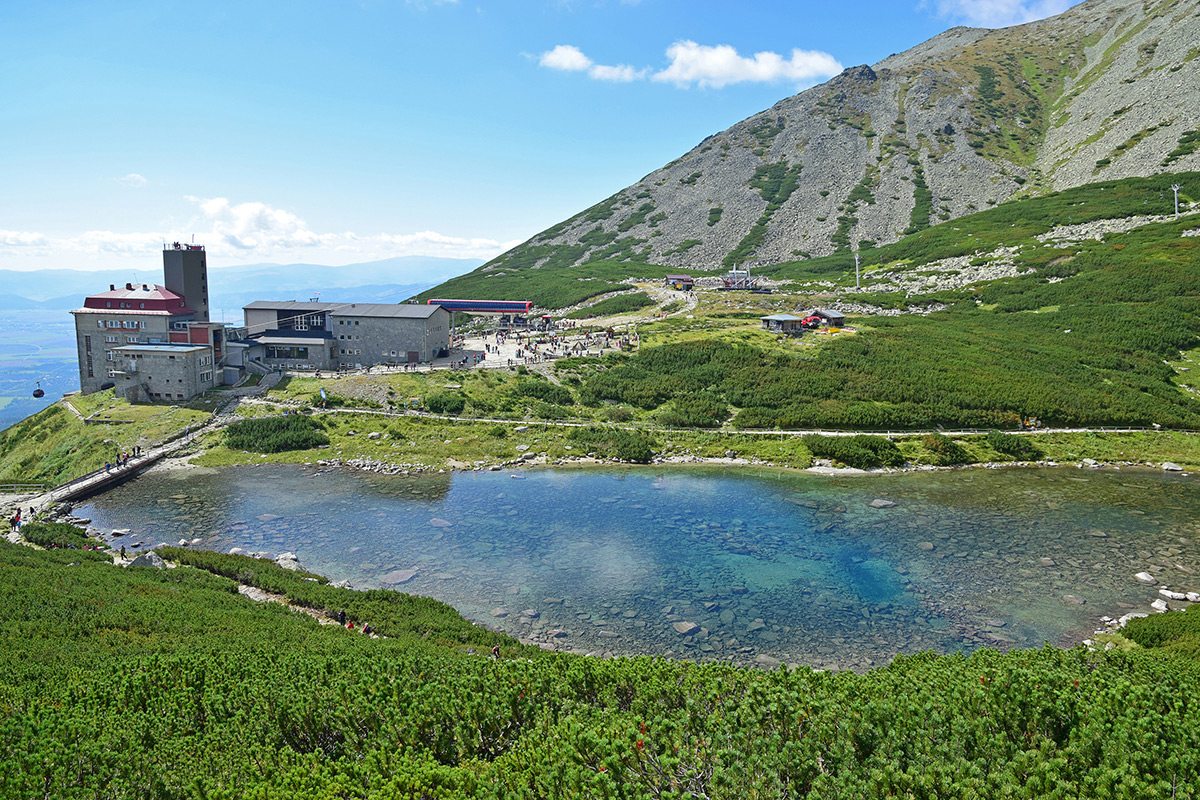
[77,282,195,315]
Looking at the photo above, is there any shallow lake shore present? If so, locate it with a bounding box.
[75,462,1200,671]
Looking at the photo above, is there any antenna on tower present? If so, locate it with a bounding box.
[1171,184,1182,219]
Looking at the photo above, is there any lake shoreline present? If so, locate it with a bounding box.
[166,443,1191,481]
[73,461,1199,671]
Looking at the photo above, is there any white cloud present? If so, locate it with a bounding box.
[117,173,148,188]
[539,44,645,82]
[0,197,519,269]
[588,63,645,82]
[538,41,841,89]
[653,41,842,89]
[192,196,329,250]
[929,0,1075,27]
[0,230,48,247]
[540,44,592,72]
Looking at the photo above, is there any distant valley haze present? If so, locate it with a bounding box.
[0,256,481,317]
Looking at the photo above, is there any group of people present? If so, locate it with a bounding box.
[104,448,144,472]
[8,507,32,532]
[104,446,142,473]
[334,609,375,637]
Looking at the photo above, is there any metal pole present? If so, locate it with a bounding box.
[854,251,861,290]
[1172,184,1181,219]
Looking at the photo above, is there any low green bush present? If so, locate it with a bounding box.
[921,433,972,466]
[225,415,329,453]
[569,426,655,463]
[1124,605,1200,653]
[655,393,730,428]
[987,430,1043,461]
[802,435,906,469]
[565,292,656,319]
[21,522,92,549]
[514,378,574,406]
[425,392,466,415]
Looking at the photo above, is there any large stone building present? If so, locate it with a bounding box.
[238,301,450,371]
[109,343,217,403]
[71,243,220,401]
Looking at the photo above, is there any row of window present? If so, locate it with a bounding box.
[97,319,145,330]
[340,348,362,356]
[337,334,361,340]
[336,319,361,326]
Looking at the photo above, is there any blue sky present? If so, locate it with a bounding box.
[0,0,1077,273]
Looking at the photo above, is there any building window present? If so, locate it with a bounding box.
[97,320,104,328]
[267,345,309,359]
[105,335,117,343]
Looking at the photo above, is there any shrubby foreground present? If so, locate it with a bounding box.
[1,543,1199,798]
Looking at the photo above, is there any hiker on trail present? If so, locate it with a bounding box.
[362,624,373,636]
[491,644,501,660]
[336,610,346,625]
[104,462,111,473]
[120,545,126,559]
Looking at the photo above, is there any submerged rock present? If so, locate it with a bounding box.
[1134,571,1157,585]
[673,621,700,636]
[381,569,419,585]
[869,499,897,509]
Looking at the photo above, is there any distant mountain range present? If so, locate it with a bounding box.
[455,0,1199,279]
[0,256,481,319]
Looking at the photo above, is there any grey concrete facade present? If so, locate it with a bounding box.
[72,310,190,394]
[110,344,217,403]
[241,301,450,370]
[162,246,210,321]
[330,306,449,367]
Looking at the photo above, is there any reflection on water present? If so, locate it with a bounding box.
[79,464,1200,670]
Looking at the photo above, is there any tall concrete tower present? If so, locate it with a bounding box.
[162,243,210,322]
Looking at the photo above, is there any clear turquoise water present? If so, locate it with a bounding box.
[79,464,1200,669]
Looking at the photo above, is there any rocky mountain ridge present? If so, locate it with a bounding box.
[477,0,1200,275]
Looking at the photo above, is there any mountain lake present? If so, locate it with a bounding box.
[78,463,1199,670]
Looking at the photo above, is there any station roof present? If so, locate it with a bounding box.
[761,313,803,321]
[254,335,334,346]
[245,300,444,319]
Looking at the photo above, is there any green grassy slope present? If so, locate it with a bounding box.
[575,174,1200,429]
[0,389,212,486]
[3,541,1200,797]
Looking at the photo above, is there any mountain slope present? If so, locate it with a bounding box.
[465,0,1200,280]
